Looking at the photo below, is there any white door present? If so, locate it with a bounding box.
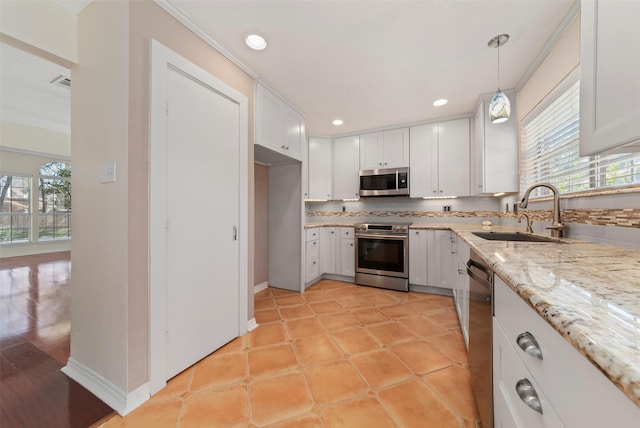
[164,68,240,378]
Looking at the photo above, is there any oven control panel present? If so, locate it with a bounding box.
[355,223,410,235]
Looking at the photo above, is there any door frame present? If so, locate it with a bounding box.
[148,39,248,394]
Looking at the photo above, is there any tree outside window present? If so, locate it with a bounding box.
[0,175,31,243]
[39,162,71,241]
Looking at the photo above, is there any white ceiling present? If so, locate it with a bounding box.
[0,42,71,134]
[167,0,576,136]
[1,0,576,139]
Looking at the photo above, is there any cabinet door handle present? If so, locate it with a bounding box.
[350,243,353,247]
[517,332,543,360]
[515,379,543,414]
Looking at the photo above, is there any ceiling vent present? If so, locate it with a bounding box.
[51,75,71,88]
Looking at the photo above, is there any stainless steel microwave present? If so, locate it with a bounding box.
[359,167,409,197]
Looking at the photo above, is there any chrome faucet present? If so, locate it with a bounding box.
[517,213,534,233]
[519,182,566,238]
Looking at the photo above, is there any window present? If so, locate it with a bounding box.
[0,175,31,243]
[39,162,71,241]
[520,74,640,198]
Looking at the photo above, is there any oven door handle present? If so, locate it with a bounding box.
[466,259,492,289]
[355,233,407,240]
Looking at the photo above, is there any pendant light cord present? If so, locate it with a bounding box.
[497,38,501,90]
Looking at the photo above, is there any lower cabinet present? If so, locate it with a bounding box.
[494,276,640,427]
[305,228,320,283]
[307,226,355,284]
[409,230,428,286]
[340,233,355,276]
[453,236,470,348]
[320,227,336,274]
[409,229,457,292]
[431,230,455,290]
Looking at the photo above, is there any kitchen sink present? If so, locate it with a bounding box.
[472,231,564,243]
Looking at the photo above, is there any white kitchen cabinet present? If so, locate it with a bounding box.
[580,0,640,155]
[493,318,565,428]
[409,230,428,286]
[410,118,470,198]
[307,137,332,200]
[494,276,640,427]
[453,236,470,348]
[340,238,355,277]
[316,226,354,278]
[305,229,320,283]
[256,83,305,160]
[333,136,360,200]
[427,230,455,290]
[359,128,409,170]
[320,227,336,274]
[471,92,518,195]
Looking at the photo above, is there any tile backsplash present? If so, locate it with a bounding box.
[306,193,640,248]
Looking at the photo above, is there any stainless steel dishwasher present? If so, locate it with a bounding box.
[466,250,494,428]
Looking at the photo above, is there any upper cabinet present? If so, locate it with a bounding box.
[471,91,518,195]
[333,136,360,200]
[580,0,640,155]
[308,137,332,200]
[410,118,470,198]
[359,128,409,170]
[255,83,305,161]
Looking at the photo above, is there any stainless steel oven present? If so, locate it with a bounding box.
[354,222,410,291]
[466,250,494,428]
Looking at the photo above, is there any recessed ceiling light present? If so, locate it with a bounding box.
[245,34,267,50]
[433,99,448,107]
[332,119,344,126]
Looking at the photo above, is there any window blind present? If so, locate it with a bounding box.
[520,77,640,198]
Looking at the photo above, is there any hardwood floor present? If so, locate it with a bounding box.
[0,251,114,428]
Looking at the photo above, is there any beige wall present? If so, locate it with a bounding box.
[72,0,130,390]
[72,0,256,394]
[0,0,77,66]
[1,121,71,157]
[254,163,269,286]
[518,15,580,120]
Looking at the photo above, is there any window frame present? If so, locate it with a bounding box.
[0,174,32,245]
[519,70,640,199]
[38,162,72,242]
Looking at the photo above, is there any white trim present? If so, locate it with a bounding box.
[153,0,258,79]
[61,358,150,416]
[247,318,259,332]
[254,281,268,294]
[0,146,71,161]
[149,39,249,395]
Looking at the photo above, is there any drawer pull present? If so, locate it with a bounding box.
[517,332,543,360]
[516,379,543,414]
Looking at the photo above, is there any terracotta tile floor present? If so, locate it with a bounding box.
[101,280,481,427]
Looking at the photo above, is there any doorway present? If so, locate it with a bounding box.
[149,40,249,393]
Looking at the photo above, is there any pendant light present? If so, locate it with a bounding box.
[488,34,510,123]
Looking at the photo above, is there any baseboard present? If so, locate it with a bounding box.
[254,281,268,294]
[408,284,453,297]
[247,317,259,332]
[62,358,150,416]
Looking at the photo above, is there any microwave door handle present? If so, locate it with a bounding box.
[396,170,399,191]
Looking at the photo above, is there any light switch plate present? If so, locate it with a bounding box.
[101,162,116,183]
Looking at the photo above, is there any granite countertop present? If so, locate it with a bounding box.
[448,224,640,408]
[305,221,640,406]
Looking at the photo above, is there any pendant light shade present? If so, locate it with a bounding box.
[489,90,510,123]
[488,34,510,124]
